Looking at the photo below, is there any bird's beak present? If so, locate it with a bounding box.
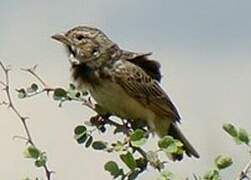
[51,33,71,45]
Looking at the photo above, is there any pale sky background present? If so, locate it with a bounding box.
[0,0,251,179]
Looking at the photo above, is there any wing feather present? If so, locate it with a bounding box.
[111,60,181,122]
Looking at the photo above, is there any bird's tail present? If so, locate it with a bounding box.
[168,123,200,160]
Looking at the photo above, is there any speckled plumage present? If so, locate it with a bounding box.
[52,26,199,159]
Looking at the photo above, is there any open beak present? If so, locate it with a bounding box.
[51,33,71,45]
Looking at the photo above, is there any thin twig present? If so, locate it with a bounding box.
[0,61,53,180]
[21,65,47,87]
[236,159,251,180]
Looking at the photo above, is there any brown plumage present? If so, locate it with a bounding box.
[51,26,199,160]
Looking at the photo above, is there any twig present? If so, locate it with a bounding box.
[0,61,53,180]
[236,159,251,180]
[21,65,47,87]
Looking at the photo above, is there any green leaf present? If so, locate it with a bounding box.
[27,83,39,93]
[85,136,93,148]
[120,152,137,171]
[31,83,38,91]
[130,129,145,141]
[130,129,147,147]
[131,134,147,147]
[53,88,67,100]
[35,153,47,168]
[104,161,121,177]
[223,123,238,137]
[17,88,27,99]
[34,159,46,167]
[165,143,178,154]
[158,136,174,149]
[203,168,220,180]
[24,146,40,159]
[74,125,87,135]
[74,125,88,144]
[238,128,250,144]
[92,141,107,150]
[215,155,233,170]
[174,139,183,147]
[75,133,88,144]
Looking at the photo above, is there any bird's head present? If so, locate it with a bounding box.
[52,26,121,66]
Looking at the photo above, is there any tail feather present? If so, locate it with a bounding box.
[168,123,200,159]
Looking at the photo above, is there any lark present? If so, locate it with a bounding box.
[52,26,199,160]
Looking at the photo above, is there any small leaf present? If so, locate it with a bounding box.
[120,152,137,171]
[215,154,233,170]
[75,133,88,144]
[203,168,220,180]
[223,123,238,137]
[74,125,87,135]
[27,83,39,93]
[92,141,107,150]
[53,88,67,100]
[130,129,147,147]
[131,138,147,147]
[31,83,38,91]
[74,125,88,144]
[104,161,121,177]
[85,136,93,148]
[130,129,145,141]
[34,159,46,167]
[158,136,174,149]
[174,139,183,147]
[238,128,250,144]
[165,143,178,154]
[24,146,40,159]
[17,88,27,99]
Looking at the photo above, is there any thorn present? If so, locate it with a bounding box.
[12,135,29,142]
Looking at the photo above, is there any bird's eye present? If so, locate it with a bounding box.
[92,48,99,56]
[75,34,84,41]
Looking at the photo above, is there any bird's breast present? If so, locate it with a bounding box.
[88,80,155,122]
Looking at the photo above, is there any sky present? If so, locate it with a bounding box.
[0,0,251,179]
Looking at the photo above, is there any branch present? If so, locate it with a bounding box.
[21,65,47,87]
[236,158,251,180]
[0,61,53,180]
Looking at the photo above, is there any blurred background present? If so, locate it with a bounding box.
[0,0,251,179]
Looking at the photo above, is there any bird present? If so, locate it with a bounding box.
[51,26,199,160]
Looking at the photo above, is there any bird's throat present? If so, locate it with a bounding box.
[71,63,99,87]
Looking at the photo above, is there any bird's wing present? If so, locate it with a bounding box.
[121,51,162,82]
[111,60,180,122]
